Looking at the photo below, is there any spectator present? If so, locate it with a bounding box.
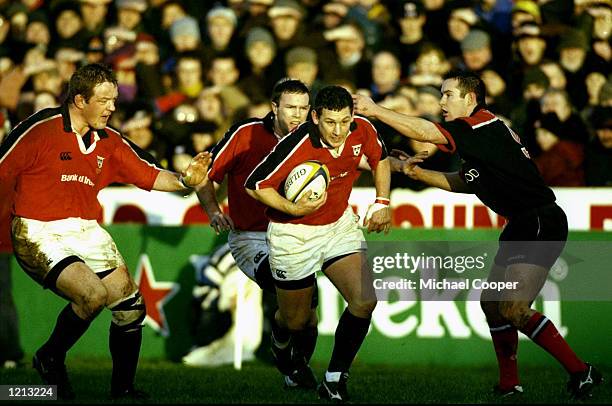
[540,88,590,145]
[583,69,608,115]
[558,28,590,109]
[85,36,105,63]
[51,1,89,52]
[393,1,429,76]
[539,59,567,90]
[169,16,202,54]
[586,2,611,68]
[238,27,278,101]
[285,46,325,99]
[511,0,541,29]
[115,0,147,33]
[534,112,585,186]
[24,11,50,48]
[510,66,549,154]
[175,52,204,100]
[103,26,136,55]
[189,120,218,155]
[369,50,401,101]
[585,106,612,186]
[134,33,164,100]
[415,85,442,119]
[202,6,240,71]
[514,22,547,68]
[408,43,450,88]
[322,23,371,89]
[122,108,168,168]
[445,7,479,59]
[480,68,512,115]
[33,90,59,112]
[79,0,111,38]
[459,29,494,73]
[320,2,348,31]
[239,0,273,39]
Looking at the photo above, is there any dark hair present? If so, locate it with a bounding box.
[313,85,353,115]
[66,63,117,104]
[271,78,310,105]
[443,70,487,107]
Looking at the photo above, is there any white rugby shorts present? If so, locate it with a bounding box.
[267,207,365,282]
[12,216,125,286]
[227,230,269,282]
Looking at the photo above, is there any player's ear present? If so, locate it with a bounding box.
[271,101,278,115]
[467,91,476,106]
[311,109,319,124]
[74,94,86,109]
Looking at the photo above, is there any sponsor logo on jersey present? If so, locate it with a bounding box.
[60,173,95,187]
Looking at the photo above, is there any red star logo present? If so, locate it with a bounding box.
[134,254,179,337]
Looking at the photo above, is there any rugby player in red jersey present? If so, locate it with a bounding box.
[0,63,211,399]
[246,85,391,402]
[196,79,320,388]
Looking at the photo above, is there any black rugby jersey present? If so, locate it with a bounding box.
[435,108,555,217]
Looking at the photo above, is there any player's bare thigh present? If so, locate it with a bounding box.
[323,252,376,318]
[55,262,108,320]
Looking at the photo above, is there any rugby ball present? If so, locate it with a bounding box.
[284,161,330,202]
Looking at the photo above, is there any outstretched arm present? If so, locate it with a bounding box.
[196,181,234,234]
[392,150,471,193]
[353,94,447,144]
[152,152,212,192]
[413,168,471,193]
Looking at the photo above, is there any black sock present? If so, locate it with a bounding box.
[288,329,310,367]
[109,324,142,393]
[303,326,318,363]
[39,304,91,362]
[271,317,290,346]
[328,309,370,373]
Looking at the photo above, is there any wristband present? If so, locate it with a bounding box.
[375,197,390,206]
[179,175,192,189]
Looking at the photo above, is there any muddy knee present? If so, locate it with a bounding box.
[499,301,531,328]
[76,286,108,319]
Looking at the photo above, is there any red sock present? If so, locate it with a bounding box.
[519,312,586,374]
[490,324,519,389]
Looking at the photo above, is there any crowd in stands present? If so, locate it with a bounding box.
[0,0,610,188]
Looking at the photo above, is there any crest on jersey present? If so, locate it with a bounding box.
[96,155,104,174]
[352,144,362,156]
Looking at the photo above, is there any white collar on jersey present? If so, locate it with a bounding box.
[72,126,100,155]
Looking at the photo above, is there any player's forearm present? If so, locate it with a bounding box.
[372,158,391,199]
[246,187,296,215]
[152,170,192,192]
[195,181,222,217]
[413,168,471,193]
[369,104,446,144]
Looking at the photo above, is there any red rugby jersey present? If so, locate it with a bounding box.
[0,104,161,221]
[208,112,280,232]
[245,116,387,225]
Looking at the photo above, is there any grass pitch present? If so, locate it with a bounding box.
[1,357,610,404]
